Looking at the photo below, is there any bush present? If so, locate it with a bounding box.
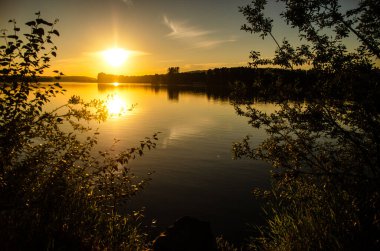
[232,97,380,250]
[0,13,158,250]
[236,1,380,249]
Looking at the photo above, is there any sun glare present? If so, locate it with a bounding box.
[103,48,129,67]
[107,95,128,117]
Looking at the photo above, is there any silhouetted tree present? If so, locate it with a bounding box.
[0,13,158,250]
[234,1,380,250]
[167,66,180,75]
[240,0,379,71]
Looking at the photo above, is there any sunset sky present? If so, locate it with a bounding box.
[1,0,362,77]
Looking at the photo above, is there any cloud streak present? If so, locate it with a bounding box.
[122,0,134,6]
[163,15,236,49]
[163,15,212,39]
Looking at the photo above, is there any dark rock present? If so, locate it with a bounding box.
[153,216,217,251]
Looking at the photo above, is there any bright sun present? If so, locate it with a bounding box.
[102,48,129,67]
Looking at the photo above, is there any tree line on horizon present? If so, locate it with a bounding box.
[97,67,296,85]
[97,66,380,102]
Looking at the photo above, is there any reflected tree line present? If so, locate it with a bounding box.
[98,82,234,102]
[99,66,379,104]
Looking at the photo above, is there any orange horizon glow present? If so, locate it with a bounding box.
[3,0,377,79]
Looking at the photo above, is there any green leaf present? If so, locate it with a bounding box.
[32,27,45,37]
[5,47,15,55]
[52,29,60,36]
[25,21,36,26]
[36,18,53,26]
[7,35,18,40]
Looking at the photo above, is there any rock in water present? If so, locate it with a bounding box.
[153,216,217,251]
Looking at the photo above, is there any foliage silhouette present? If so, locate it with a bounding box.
[0,13,158,250]
[167,66,180,75]
[234,1,380,250]
[240,0,380,71]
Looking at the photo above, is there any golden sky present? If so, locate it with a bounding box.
[0,0,367,77]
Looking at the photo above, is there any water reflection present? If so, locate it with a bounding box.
[106,94,129,118]
[97,83,231,102]
[161,118,217,149]
[52,82,273,244]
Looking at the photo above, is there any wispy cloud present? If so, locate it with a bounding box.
[122,0,134,6]
[163,15,212,39]
[163,15,236,49]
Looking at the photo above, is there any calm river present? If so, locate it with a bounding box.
[52,82,275,243]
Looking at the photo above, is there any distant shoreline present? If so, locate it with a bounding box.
[37,76,97,83]
[23,67,306,84]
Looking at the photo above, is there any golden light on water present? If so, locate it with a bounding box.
[106,94,128,117]
[102,48,130,67]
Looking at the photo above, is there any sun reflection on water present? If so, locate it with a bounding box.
[106,94,128,118]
